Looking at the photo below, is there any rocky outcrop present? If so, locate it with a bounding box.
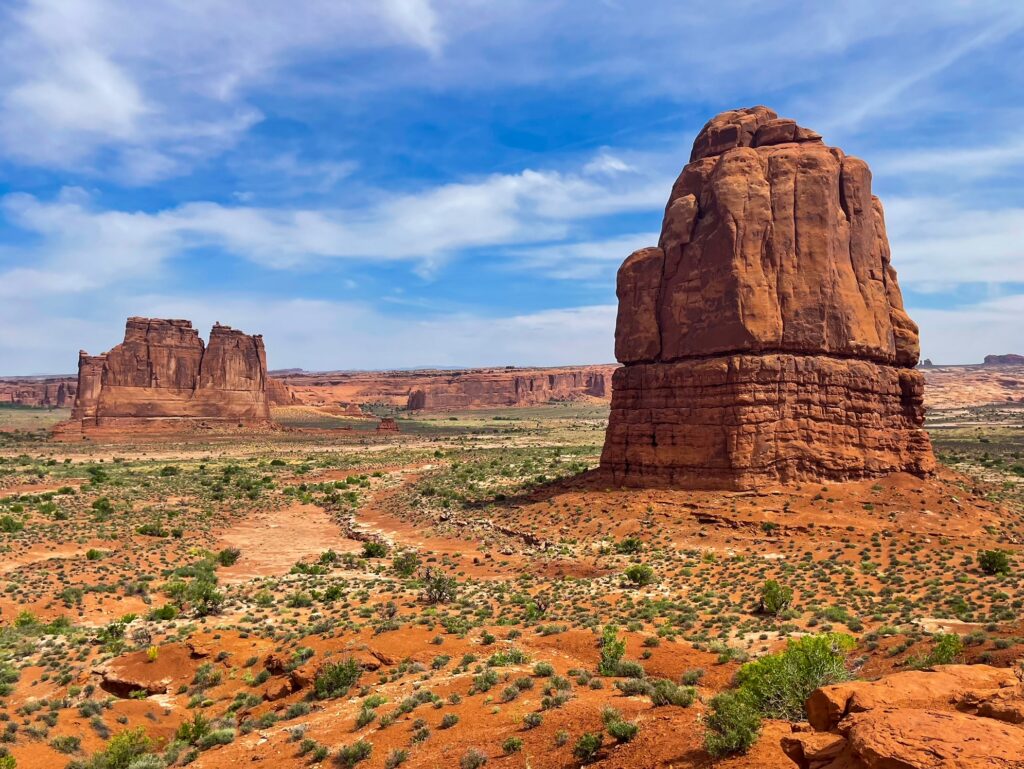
[406,368,610,410]
[272,365,615,412]
[266,376,296,406]
[376,417,399,433]
[601,106,935,489]
[985,354,1024,366]
[65,317,270,434]
[0,377,76,408]
[783,664,1024,769]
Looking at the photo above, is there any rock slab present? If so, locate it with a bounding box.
[783,664,1024,769]
[601,106,935,488]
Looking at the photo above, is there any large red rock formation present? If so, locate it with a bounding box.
[601,107,935,489]
[66,317,270,433]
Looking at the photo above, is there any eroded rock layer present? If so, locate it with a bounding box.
[0,377,76,408]
[67,317,270,433]
[272,366,614,412]
[601,107,935,488]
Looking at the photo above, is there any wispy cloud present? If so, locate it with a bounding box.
[0,0,445,182]
[885,197,1024,287]
[0,156,668,291]
[507,233,659,280]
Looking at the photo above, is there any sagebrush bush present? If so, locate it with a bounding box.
[734,633,855,720]
[704,691,761,757]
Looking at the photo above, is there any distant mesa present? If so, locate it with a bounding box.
[61,317,272,436]
[0,377,76,408]
[601,106,935,489]
[983,354,1024,366]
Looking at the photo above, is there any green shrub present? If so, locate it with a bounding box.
[459,748,487,769]
[598,625,625,676]
[623,564,655,586]
[334,739,372,767]
[606,719,638,743]
[758,579,793,615]
[910,633,963,668]
[572,732,603,764]
[649,679,695,707]
[175,713,211,745]
[196,729,234,749]
[501,737,523,754]
[362,541,388,558]
[392,551,420,577]
[0,516,24,534]
[615,537,643,554]
[979,549,1011,575]
[734,633,854,720]
[88,727,151,769]
[314,659,361,699]
[216,548,241,567]
[704,691,761,757]
[422,568,458,604]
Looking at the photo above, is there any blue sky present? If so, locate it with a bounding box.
[1,0,1023,374]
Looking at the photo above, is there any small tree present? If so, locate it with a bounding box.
[362,541,388,558]
[978,549,1011,575]
[758,579,793,616]
[623,564,655,586]
[598,625,626,676]
[422,567,458,604]
[392,551,420,577]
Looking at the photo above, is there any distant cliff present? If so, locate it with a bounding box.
[273,365,616,412]
[983,354,1024,366]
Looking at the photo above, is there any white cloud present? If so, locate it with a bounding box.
[912,294,1024,364]
[874,137,1024,179]
[0,0,444,181]
[583,151,635,177]
[507,232,658,280]
[885,197,1024,287]
[1,160,669,286]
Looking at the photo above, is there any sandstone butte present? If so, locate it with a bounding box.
[62,317,271,435]
[601,106,936,489]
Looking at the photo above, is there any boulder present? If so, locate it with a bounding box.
[783,665,1024,769]
[807,664,1019,731]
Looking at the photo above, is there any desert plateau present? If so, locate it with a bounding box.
[2,4,1023,769]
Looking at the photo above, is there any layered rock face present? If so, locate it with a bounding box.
[270,366,614,412]
[0,378,76,408]
[68,318,270,432]
[601,107,935,488]
[406,368,610,411]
